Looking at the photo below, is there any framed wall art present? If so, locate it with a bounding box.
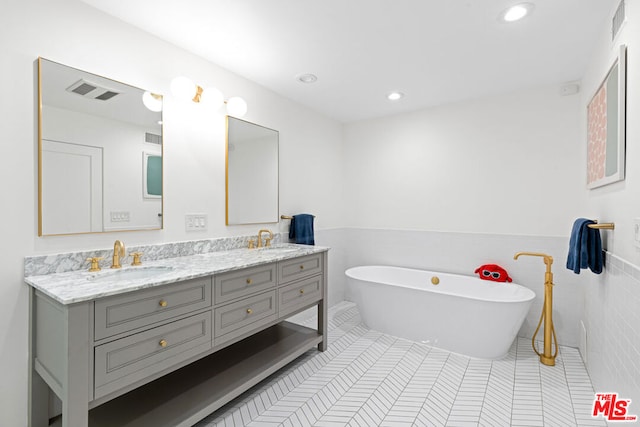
[587,44,626,189]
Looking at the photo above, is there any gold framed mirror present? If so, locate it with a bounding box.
[225,116,279,225]
[38,58,163,236]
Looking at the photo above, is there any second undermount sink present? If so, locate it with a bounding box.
[257,246,299,255]
[88,266,174,283]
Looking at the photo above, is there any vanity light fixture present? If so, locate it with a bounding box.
[500,2,535,22]
[142,91,163,112]
[170,76,247,117]
[387,91,404,101]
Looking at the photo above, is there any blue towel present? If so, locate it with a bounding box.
[566,218,603,274]
[289,214,315,245]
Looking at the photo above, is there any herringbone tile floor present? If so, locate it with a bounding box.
[195,301,606,427]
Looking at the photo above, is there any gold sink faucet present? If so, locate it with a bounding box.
[257,229,273,248]
[111,240,126,269]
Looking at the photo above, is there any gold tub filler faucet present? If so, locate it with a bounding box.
[514,251,558,366]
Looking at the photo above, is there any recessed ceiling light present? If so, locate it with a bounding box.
[296,73,318,84]
[387,92,404,101]
[500,3,534,22]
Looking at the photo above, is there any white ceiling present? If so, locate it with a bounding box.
[81,0,617,123]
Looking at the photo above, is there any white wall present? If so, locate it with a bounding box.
[581,2,640,263]
[343,85,587,235]
[0,0,343,425]
[579,0,640,408]
[340,85,588,347]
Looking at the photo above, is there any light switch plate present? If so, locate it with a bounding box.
[186,214,207,231]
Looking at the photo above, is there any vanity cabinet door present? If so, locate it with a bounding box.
[214,290,276,344]
[278,254,322,284]
[94,277,212,341]
[94,312,212,399]
[214,264,277,304]
[278,275,323,318]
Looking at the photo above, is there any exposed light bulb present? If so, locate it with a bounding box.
[200,87,224,108]
[226,97,248,117]
[142,91,163,112]
[170,76,197,101]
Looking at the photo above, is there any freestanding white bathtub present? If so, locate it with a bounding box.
[345,265,535,359]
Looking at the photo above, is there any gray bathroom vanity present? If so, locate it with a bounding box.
[26,245,328,427]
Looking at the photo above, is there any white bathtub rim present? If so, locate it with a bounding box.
[345,265,535,303]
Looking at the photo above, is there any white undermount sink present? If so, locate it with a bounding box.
[88,266,174,283]
[258,246,299,254]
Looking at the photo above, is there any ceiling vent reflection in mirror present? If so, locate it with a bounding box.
[145,132,162,145]
[66,79,120,101]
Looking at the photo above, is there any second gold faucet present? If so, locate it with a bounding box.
[257,229,273,248]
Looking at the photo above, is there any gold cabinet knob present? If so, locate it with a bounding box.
[159,299,168,307]
[246,278,252,285]
[159,339,167,347]
[246,308,253,314]
[431,276,440,285]
[299,289,305,294]
[299,265,304,270]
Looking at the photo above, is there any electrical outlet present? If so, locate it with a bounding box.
[110,211,130,222]
[634,218,640,248]
[185,214,207,231]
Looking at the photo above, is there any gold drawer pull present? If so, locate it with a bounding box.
[159,339,167,348]
[246,278,252,284]
[299,289,305,294]
[246,308,253,314]
[159,299,168,307]
[299,265,304,270]
[431,277,440,285]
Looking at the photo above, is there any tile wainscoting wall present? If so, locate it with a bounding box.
[339,228,586,348]
[584,251,640,409]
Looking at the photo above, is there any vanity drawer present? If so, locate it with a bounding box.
[278,254,323,284]
[214,290,276,344]
[94,311,211,399]
[94,277,212,341]
[278,275,323,318]
[214,264,277,304]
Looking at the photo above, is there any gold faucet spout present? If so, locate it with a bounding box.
[111,240,126,269]
[257,229,274,248]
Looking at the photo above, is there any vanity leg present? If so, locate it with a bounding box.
[61,303,91,427]
[29,371,49,427]
[29,289,49,427]
[318,252,328,352]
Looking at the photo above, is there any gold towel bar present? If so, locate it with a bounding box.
[587,222,615,230]
[281,215,315,220]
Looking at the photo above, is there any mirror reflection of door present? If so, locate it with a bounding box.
[42,140,103,234]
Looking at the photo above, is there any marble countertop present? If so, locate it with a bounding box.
[25,244,328,305]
